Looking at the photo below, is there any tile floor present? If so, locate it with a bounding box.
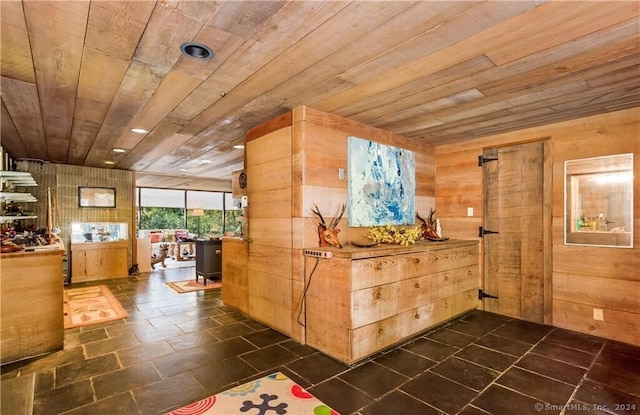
[2,266,639,415]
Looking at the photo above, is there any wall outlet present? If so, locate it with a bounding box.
[467,207,474,217]
[593,308,604,321]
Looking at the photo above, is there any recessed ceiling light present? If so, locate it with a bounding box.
[131,128,148,134]
[179,169,190,172]
[103,161,115,165]
[112,148,126,153]
[201,160,212,164]
[180,42,214,60]
[233,145,245,149]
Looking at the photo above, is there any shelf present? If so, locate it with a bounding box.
[0,192,37,202]
[0,171,37,188]
[0,215,37,222]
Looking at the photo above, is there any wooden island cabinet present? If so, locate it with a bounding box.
[1,246,65,364]
[304,239,479,364]
[71,241,128,282]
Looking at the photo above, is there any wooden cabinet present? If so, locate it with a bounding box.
[71,241,128,282]
[1,247,64,364]
[305,240,479,364]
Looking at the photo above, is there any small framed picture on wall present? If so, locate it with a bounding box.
[78,187,116,208]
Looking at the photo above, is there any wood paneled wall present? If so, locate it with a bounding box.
[246,123,295,338]
[15,161,135,270]
[245,106,436,342]
[435,107,639,346]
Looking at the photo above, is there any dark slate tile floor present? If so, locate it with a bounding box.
[2,266,639,415]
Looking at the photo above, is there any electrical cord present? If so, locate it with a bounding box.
[296,256,320,327]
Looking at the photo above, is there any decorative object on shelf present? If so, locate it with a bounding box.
[351,240,379,248]
[417,208,447,240]
[311,203,346,248]
[45,187,54,244]
[78,187,116,208]
[364,224,421,246]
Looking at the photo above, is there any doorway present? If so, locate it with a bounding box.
[481,140,552,324]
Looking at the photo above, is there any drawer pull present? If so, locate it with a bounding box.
[378,328,384,335]
[444,302,449,308]
[414,313,420,319]
[444,275,449,282]
[413,258,420,264]
[375,263,383,270]
[414,283,420,289]
[375,292,383,300]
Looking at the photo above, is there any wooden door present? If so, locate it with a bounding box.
[481,140,552,324]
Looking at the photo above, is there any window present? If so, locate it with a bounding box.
[137,188,239,236]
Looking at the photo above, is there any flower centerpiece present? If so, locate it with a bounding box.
[364,224,422,246]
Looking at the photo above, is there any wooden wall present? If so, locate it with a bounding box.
[245,117,296,338]
[15,161,135,271]
[245,106,436,342]
[435,107,639,346]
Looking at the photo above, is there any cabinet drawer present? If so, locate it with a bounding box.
[351,282,400,328]
[351,246,477,290]
[398,265,478,311]
[350,289,477,362]
[398,289,477,339]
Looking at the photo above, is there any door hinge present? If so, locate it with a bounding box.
[478,226,499,237]
[478,155,498,166]
[479,289,499,300]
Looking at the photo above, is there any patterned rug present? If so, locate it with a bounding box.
[166,372,339,415]
[63,285,128,329]
[165,279,222,293]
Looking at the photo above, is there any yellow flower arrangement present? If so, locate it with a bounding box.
[365,225,422,246]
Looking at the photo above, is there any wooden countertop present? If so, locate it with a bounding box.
[222,236,246,243]
[306,239,478,259]
[1,243,64,259]
[70,240,128,250]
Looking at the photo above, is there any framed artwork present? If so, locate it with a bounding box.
[78,187,116,208]
[347,136,415,226]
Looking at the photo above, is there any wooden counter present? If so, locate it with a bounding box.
[71,241,128,282]
[1,246,64,364]
[304,239,479,364]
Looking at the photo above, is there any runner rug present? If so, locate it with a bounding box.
[165,279,221,294]
[63,285,128,329]
[166,371,340,415]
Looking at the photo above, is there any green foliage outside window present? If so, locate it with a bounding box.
[139,207,184,230]
[137,189,240,236]
[225,210,242,234]
[188,210,223,237]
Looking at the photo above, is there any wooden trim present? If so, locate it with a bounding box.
[246,111,292,142]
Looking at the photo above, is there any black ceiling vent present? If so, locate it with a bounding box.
[180,42,214,60]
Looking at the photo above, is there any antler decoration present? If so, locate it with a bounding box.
[311,203,346,248]
[417,208,441,239]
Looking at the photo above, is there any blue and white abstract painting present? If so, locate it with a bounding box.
[347,136,415,226]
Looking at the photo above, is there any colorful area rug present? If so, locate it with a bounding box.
[166,372,339,415]
[165,279,222,294]
[63,285,128,329]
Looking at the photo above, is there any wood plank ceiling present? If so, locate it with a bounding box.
[1,1,639,189]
